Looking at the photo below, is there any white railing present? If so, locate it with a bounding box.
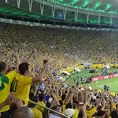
[29,100,69,118]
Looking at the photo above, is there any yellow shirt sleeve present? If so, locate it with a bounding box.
[31,108,43,118]
[21,76,32,85]
[62,104,66,113]
[6,71,17,83]
[35,101,46,113]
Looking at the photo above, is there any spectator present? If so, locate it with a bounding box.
[12,60,49,106]
[29,96,43,118]
[35,93,46,113]
[12,107,33,118]
[0,62,17,118]
[111,103,118,118]
[0,23,117,118]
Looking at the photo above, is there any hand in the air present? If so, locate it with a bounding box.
[43,59,49,71]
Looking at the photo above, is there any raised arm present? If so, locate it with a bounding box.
[79,104,87,118]
[52,92,60,106]
[14,52,20,72]
[11,50,20,72]
[32,59,49,83]
[25,50,35,63]
[64,87,73,105]
[101,98,106,110]
[82,105,87,118]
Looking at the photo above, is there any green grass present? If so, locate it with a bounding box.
[86,77,118,93]
[68,69,98,84]
[68,76,118,93]
[67,68,118,93]
[68,68,117,83]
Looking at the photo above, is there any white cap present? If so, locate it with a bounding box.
[64,108,75,117]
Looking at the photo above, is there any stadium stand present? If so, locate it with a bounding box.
[0,24,118,66]
[0,23,118,118]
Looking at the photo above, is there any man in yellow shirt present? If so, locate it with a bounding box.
[29,95,43,118]
[35,93,46,113]
[0,62,17,118]
[12,60,49,105]
[86,105,96,118]
[72,103,79,118]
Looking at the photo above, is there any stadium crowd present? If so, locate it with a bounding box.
[0,24,117,66]
[0,23,118,118]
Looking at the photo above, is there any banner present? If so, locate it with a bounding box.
[92,74,118,82]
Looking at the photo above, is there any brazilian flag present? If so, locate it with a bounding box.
[0,73,9,90]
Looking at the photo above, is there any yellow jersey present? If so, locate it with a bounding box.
[86,107,96,118]
[13,73,32,105]
[31,108,43,118]
[0,71,17,112]
[35,101,46,113]
[62,104,66,113]
[72,108,79,118]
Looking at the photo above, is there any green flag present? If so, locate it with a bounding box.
[0,73,9,90]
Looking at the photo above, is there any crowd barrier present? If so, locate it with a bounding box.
[92,74,118,82]
[29,100,68,118]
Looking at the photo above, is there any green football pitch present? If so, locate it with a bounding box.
[67,68,118,93]
[86,77,118,93]
[68,77,118,93]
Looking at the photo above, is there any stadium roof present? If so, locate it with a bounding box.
[0,0,118,27]
[49,0,117,12]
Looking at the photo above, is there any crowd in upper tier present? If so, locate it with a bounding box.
[0,23,118,118]
[0,24,117,68]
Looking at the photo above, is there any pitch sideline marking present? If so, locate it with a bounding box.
[97,81,118,91]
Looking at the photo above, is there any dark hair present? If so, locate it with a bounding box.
[28,96,38,108]
[29,92,34,99]
[59,100,63,107]
[116,103,118,108]
[62,94,66,101]
[73,103,77,109]
[97,110,105,116]
[97,106,102,111]
[50,105,60,113]
[19,62,29,75]
[66,103,73,109]
[38,93,44,101]
[0,62,6,72]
